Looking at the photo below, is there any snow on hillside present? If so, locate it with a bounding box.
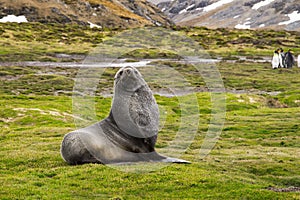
[203,0,234,12]
[152,0,300,31]
[279,11,300,25]
[0,0,172,28]
[0,15,28,23]
[179,4,195,14]
[235,18,251,29]
[87,21,102,29]
[252,0,275,10]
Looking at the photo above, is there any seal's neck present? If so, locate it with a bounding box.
[105,111,156,153]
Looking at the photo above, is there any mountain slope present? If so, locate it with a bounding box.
[0,0,172,28]
[150,0,300,31]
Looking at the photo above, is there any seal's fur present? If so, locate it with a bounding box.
[61,66,189,165]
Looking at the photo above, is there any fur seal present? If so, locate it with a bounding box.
[61,66,189,165]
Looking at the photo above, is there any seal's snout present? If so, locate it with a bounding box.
[115,66,136,81]
[124,67,132,75]
[123,66,140,78]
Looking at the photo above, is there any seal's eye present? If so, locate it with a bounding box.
[119,70,123,76]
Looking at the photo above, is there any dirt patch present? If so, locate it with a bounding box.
[267,186,300,192]
[266,98,288,108]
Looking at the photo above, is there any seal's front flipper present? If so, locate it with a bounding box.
[160,157,191,164]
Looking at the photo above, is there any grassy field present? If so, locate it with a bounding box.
[1,23,299,61]
[0,23,113,62]
[0,23,300,199]
[183,26,300,57]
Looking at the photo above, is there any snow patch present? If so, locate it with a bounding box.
[179,9,187,14]
[203,0,234,12]
[186,4,195,11]
[259,24,265,28]
[155,21,162,26]
[179,4,195,14]
[233,15,240,19]
[252,0,275,10]
[0,15,28,23]
[278,11,300,25]
[235,21,251,29]
[88,21,102,29]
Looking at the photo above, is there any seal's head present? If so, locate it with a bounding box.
[111,66,159,139]
[114,66,146,93]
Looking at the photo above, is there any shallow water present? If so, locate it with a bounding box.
[0,56,278,68]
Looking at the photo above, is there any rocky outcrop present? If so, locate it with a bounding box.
[149,0,300,31]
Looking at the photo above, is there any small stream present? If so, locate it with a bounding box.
[0,56,276,68]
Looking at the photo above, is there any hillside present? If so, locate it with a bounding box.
[0,0,172,28]
[150,0,300,31]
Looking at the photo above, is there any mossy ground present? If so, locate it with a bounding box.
[0,23,114,62]
[0,23,299,199]
[1,23,299,62]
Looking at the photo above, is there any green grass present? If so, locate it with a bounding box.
[1,23,299,62]
[0,23,299,199]
[0,95,299,199]
[1,61,299,199]
[0,23,114,62]
[181,26,300,57]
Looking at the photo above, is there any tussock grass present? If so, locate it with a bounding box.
[0,23,112,62]
[1,23,299,62]
[182,27,300,57]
